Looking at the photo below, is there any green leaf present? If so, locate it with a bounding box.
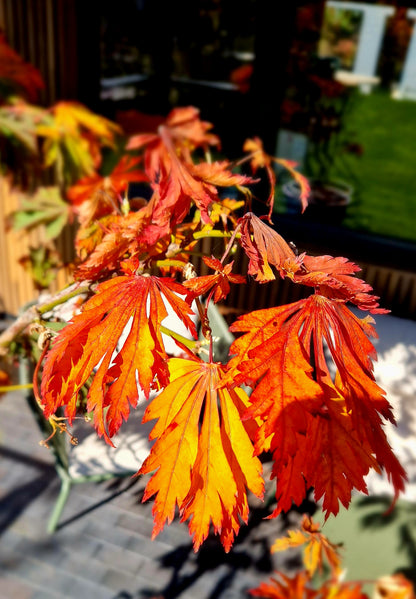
[12,187,69,240]
[19,246,60,289]
[0,110,37,152]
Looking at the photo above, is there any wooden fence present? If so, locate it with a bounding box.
[0,0,99,315]
[0,0,100,107]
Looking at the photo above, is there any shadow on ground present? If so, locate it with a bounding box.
[0,446,56,534]
[112,490,317,599]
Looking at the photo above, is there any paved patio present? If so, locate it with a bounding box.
[1,309,416,598]
[0,389,305,599]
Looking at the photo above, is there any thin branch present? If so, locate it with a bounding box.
[0,281,92,353]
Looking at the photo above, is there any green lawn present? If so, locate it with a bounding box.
[331,89,416,243]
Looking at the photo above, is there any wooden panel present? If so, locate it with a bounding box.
[0,0,95,314]
[0,0,80,105]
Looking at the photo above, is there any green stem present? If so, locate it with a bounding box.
[0,281,92,352]
[154,259,190,270]
[193,230,233,240]
[37,283,92,316]
[0,383,34,392]
[160,325,198,351]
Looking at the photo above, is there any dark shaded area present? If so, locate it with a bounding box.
[113,488,317,599]
[56,478,140,531]
[274,213,416,272]
[0,446,56,534]
[95,1,324,158]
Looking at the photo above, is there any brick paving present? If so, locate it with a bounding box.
[0,391,304,599]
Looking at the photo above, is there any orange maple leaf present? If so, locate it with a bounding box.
[152,127,252,226]
[128,106,220,155]
[243,137,310,220]
[296,296,406,511]
[138,356,264,552]
[164,105,221,149]
[226,302,325,512]
[227,295,406,517]
[249,571,319,598]
[73,196,163,279]
[73,190,200,281]
[67,154,148,209]
[183,256,246,303]
[40,274,196,444]
[274,157,311,213]
[249,572,368,598]
[272,515,343,578]
[127,107,252,228]
[374,575,415,599]
[238,212,300,282]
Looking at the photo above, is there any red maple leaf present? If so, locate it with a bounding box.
[292,254,389,314]
[138,356,264,552]
[40,274,196,444]
[0,33,44,102]
[67,154,148,208]
[227,295,406,517]
[238,212,301,282]
[183,256,246,303]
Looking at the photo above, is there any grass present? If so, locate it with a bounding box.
[330,88,416,243]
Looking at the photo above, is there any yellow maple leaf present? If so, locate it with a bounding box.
[272,515,343,578]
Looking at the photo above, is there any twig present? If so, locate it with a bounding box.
[0,281,92,353]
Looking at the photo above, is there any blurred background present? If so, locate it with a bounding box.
[1,0,416,320]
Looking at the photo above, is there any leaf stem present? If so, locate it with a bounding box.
[0,383,34,392]
[193,230,233,240]
[154,259,189,270]
[159,325,198,351]
[220,222,242,264]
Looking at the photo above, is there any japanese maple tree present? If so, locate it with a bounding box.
[0,33,407,554]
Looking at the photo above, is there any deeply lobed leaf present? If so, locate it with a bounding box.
[272,515,342,578]
[138,357,264,551]
[227,295,406,517]
[238,212,300,282]
[249,572,369,598]
[40,274,196,443]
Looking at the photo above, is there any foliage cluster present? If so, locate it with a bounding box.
[250,515,415,598]
[0,33,407,561]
